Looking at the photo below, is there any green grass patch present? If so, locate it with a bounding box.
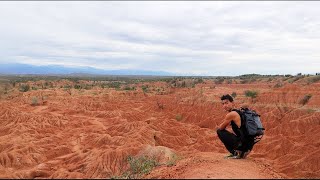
[111,155,159,179]
[175,114,183,121]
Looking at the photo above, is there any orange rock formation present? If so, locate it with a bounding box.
[0,79,319,178]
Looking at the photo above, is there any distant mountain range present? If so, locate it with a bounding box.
[0,63,173,76]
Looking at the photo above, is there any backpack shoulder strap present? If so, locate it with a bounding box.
[231,108,242,115]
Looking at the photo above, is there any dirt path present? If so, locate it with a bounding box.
[145,152,285,179]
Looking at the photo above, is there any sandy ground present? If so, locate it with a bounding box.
[145,152,284,179]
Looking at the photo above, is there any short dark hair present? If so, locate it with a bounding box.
[221,94,234,102]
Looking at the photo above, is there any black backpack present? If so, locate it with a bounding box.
[237,107,265,144]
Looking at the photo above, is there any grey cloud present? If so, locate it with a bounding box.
[1,1,320,75]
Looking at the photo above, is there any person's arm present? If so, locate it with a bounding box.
[217,111,237,130]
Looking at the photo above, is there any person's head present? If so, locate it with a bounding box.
[221,94,234,112]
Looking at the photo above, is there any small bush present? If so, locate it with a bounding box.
[307,108,316,113]
[175,114,183,121]
[166,154,180,167]
[274,83,283,88]
[83,85,92,90]
[180,81,186,87]
[141,85,149,93]
[19,84,30,92]
[299,94,312,105]
[225,79,232,84]
[74,84,82,89]
[196,78,204,84]
[124,86,135,91]
[231,92,237,98]
[214,78,224,84]
[128,156,158,176]
[112,155,159,179]
[244,90,258,99]
[109,82,121,89]
[64,85,72,89]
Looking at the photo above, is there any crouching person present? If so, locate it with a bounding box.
[216,94,254,159]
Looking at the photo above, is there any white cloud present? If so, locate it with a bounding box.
[0,1,320,75]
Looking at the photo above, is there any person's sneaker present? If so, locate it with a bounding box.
[224,153,236,158]
[242,150,251,159]
[224,151,239,159]
[236,150,251,159]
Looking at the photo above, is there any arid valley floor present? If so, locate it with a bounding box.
[0,75,319,178]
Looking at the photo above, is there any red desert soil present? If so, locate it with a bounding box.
[145,152,282,179]
[0,79,319,178]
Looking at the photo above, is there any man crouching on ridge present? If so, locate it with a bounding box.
[216,94,254,159]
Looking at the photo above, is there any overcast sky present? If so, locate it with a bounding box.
[0,1,319,76]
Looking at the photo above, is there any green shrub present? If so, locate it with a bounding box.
[124,86,135,91]
[231,92,237,98]
[128,156,158,176]
[141,85,149,93]
[175,114,183,121]
[112,155,158,179]
[19,84,30,92]
[196,78,204,84]
[166,154,180,167]
[109,82,121,89]
[244,90,258,99]
[74,84,82,89]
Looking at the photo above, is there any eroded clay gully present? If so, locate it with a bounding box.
[0,80,319,178]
